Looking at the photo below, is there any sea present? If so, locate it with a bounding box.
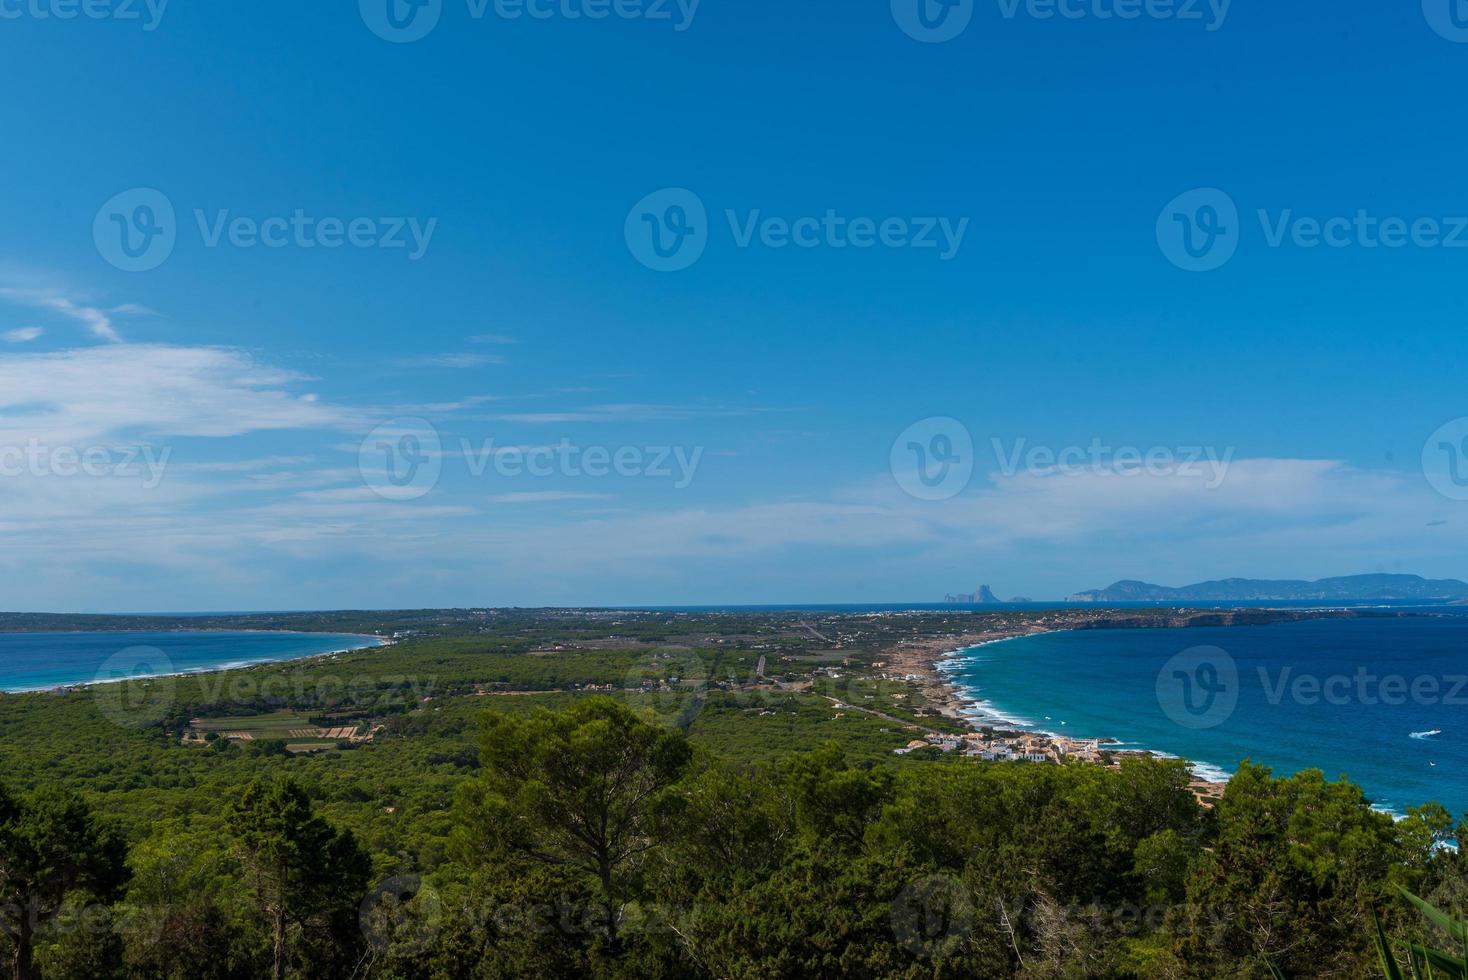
[939,608,1468,817]
[0,631,385,693]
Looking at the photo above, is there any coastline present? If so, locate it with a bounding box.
[889,607,1404,798]
[0,630,390,695]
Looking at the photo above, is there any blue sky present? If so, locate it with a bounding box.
[2,0,1468,609]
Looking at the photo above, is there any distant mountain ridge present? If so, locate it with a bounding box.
[1067,574,1468,603]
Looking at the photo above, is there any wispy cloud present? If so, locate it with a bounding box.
[486,491,613,503]
[2,327,42,342]
[402,352,504,369]
[172,456,318,474]
[0,449,1458,608]
[391,394,505,415]
[0,288,129,343]
[0,343,349,445]
[492,403,719,424]
[468,333,516,345]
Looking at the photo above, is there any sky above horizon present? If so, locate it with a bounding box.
[3,1,1468,610]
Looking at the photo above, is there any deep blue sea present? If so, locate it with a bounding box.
[0,631,385,692]
[941,612,1468,817]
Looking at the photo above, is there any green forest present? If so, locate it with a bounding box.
[0,609,1463,979]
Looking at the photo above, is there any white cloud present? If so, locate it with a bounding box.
[0,343,349,445]
[2,327,42,342]
[374,458,1465,594]
[0,313,1451,606]
[0,450,1457,608]
[0,288,126,342]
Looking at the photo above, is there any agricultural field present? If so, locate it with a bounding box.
[183,710,370,753]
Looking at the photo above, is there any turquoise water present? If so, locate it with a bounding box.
[0,631,385,692]
[942,615,1468,817]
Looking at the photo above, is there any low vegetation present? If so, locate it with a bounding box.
[0,609,1459,978]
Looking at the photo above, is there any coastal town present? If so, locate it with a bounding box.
[893,728,1107,765]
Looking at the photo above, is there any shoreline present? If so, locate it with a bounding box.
[888,607,1405,798]
[0,631,390,695]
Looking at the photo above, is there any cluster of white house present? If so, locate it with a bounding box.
[894,730,1106,765]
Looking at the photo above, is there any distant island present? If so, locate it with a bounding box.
[1066,573,1468,603]
[944,584,1001,603]
[943,585,1032,604]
